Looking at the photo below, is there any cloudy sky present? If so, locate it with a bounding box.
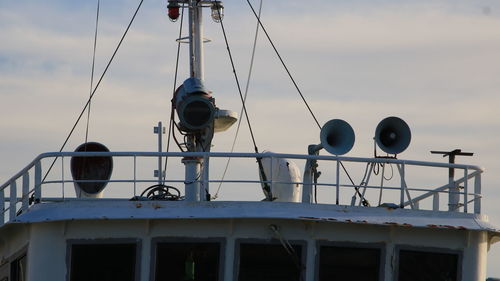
[1,0,500,276]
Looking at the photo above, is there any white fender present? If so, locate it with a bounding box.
[260,152,302,202]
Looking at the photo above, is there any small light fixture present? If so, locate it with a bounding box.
[211,2,224,23]
[167,1,180,22]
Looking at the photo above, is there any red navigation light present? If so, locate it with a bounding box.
[167,2,180,22]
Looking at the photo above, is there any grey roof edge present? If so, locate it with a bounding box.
[5,200,500,234]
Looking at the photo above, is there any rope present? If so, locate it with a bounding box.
[213,0,263,199]
[84,0,100,144]
[42,0,145,183]
[245,0,321,130]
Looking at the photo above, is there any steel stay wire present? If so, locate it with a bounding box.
[213,0,263,199]
[77,0,101,199]
[245,0,321,130]
[245,0,369,206]
[84,0,100,144]
[41,0,145,184]
[213,0,272,200]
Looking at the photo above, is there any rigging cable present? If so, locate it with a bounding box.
[245,0,321,130]
[76,0,101,199]
[213,0,263,199]
[245,1,371,206]
[163,4,186,182]
[41,0,145,183]
[85,0,100,144]
[213,0,272,200]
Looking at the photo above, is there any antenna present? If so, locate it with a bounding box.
[168,0,234,202]
[431,149,473,212]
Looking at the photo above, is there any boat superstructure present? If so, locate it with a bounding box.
[1,1,499,281]
[1,151,498,280]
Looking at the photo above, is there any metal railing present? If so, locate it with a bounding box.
[0,151,483,226]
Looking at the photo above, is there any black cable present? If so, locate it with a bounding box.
[163,4,186,181]
[139,184,181,201]
[245,0,321,130]
[214,1,272,200]
[172,119,187,152]
[85,0,100,144]
[42,0,145,183]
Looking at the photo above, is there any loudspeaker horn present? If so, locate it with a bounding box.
[70,142,113,198]
[320,119,355,155]
[375,116,411,154]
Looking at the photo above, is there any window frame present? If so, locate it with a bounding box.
[150,237,226,281]
[393,245,463,281]
[66,238,141,281]
[315,241,386,281]
[8,246,28,281]
[0,262,8,281]
[233,238,307,281]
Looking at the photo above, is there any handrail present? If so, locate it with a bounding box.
[0,150,484,191]
[0,151,484,226]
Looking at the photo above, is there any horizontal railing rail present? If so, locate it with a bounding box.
[0,151,484,226]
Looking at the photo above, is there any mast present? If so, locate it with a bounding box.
[189,0,204,79]
[168,0,226,202]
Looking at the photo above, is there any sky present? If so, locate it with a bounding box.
[1,0,500,277]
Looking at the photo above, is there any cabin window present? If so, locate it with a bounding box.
[69,242,138,281]
[10,254,27,281]
[236,241,304,281]
[154,240,223,281]
[397,248,460,281]
[317,244,383,281]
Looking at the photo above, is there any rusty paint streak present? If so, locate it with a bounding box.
[426,224,468,230]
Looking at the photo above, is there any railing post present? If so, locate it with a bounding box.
[463,168,468,213]
[336,159,340,205]
[432,192,439,211]
[399,163,405,208]
[61,156,65,199]
[22,172,29,212]
[268,156,274,199]
[34,161,42,203]
[133,155,137,196]
[0,187,4,226]
[10,182,17,221]
[202,154,209,201]
[302,159,314,203]
[474,173,482,214]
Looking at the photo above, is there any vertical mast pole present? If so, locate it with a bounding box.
[189,0,204,80]
[185,0,205,201]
